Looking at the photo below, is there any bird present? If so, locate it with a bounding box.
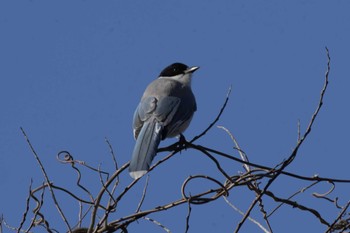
[129,62,199,179]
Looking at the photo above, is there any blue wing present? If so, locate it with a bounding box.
[129,96,181,179]
[132,96,181,139]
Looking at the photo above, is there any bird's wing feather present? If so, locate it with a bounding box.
[133,96,181,139]
[154,96,181,124]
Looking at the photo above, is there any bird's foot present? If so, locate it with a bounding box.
[178,134,188,149]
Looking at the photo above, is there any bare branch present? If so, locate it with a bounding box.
[184,202,192,233]
[234,46,332,232]
[136,175,150,213]
[17,179,32,232]
[326,201,350,233]
[190,85,232,143]
[223,196,270,233]
[15,48,350,233]
[88,162,129,232]
[105,137,119,171]
[20,127,71,231]
[268,181,320,217]
[143,217,171,233]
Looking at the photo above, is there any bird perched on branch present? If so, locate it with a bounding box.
[129,62,199,179]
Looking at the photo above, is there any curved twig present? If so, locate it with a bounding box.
[20,128,71,231]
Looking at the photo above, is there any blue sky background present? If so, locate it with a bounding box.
[1,1,350,232]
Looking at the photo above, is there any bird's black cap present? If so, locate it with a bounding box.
[159,63,189,77]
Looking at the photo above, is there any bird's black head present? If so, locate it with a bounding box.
[159,63,189,77]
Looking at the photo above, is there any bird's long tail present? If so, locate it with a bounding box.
[129,119,162,179]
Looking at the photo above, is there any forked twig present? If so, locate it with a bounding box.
[20,127,71,231]
[234,47,331,233]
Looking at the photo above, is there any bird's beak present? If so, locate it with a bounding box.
[185,66,200,74]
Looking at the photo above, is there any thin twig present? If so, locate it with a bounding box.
[190,85,232,143]
[189,144,234,183]
[191,145,350,183]
[313,181,335,198]
[223,196,270,233]
[136,175,150,213]
[78,201,83,228]
[181,175,229,203]
[71,163,94,202]
[234,47,331,232]
[97,163,116,204]
[264,190,330,226]
[268,181,320,217]
[143,217,171,233]
[2,218,31,233]
[184,202,192,233]
[57,151,110,179]
[96,139,121,231]
[20,127,71,231]
[105,137,119,171]
[31,183,101,209]
[217,126,273,231]
[17,179,32,233]
[217,125,251,172]
[325,201,350,233]
[88,162,129,232]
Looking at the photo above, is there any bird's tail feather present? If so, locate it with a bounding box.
[129,119,162,179]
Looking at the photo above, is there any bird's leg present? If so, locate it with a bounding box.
[158,134,189,153]
[178,133,188,148]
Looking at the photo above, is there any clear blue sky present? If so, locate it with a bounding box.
[1,1,349,232]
